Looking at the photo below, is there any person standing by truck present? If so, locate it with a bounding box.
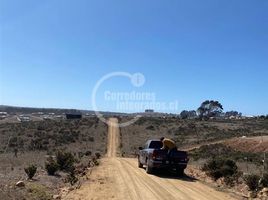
[160,137,177,162]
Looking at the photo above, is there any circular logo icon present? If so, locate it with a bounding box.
[131,73,145,87]
[91,72,144,127]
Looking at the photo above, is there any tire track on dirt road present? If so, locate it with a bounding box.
[107,118,120,157]
[64,118,238,200]
[121,158,234,200]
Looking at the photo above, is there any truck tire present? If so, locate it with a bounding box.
[138,157,143,168]
[146,159,153,174]
[176,168,184,176]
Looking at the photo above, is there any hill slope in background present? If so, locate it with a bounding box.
[0,105,126,115]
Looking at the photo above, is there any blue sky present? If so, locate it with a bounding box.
[0,0,267,115]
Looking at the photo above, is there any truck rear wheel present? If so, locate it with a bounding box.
[176,168,184,176]
[146,159,153,174]
[138,157,143,168]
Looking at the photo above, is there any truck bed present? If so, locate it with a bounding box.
[138,139,189,175]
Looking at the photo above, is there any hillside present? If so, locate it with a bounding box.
[119,117,268,156]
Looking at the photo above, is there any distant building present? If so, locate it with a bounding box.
[17,115,31,122]
[55,115,63,119]
[0,112,7,120]
[66,113,82,119]
[145,109,154,113]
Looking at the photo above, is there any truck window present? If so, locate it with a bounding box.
[149,141,163,149]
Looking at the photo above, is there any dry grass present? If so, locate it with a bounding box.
[119,117,268,156]
[0,117,107,199]
[0,117,267,199]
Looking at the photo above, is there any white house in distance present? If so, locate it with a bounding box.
[0,112,7,120]
[17,114,31,122]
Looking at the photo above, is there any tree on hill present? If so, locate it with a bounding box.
[197,100,223,119]
[180,110,197,119]
[225,111,242,118]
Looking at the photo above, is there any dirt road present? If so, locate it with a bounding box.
[64,118,237,200]
[224,136,268,152]
[183,136,268,152]
[107,118,120,157]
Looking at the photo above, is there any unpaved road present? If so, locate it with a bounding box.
[107,118,120,157]
[183,136,268,152]
[64,118,237,200]
[224,136,268,152]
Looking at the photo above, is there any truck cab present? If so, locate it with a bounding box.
[138,139,189,175]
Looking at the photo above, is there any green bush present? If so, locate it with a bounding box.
[29,138,48,151]
[24,164,37,179]
[85,151,92,156]
[223,171,242,187]
[8,136,18,148]
[202,158,239,181]
[260,173,268,187]
[45,156,59,175]
[95,152,101,159]
[146,125,155,130]
[66,168,78,185]
[223,176,235,187]
[26,183,52,200]
[243,174,260,191]
[221,159,238,177]
[78,152,84,159]
[202,159,222,180]
[190,144,264,166]
[56,151,75,172]
[92,157,99,166]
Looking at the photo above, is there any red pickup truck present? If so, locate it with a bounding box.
[138,139,189,176]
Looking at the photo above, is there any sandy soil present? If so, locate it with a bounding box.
[64,118,238,200]
[182,136,268,153]
[224,136,268,152]
[107,118,120,157]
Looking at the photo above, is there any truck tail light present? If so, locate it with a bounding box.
[152,150,157,160]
